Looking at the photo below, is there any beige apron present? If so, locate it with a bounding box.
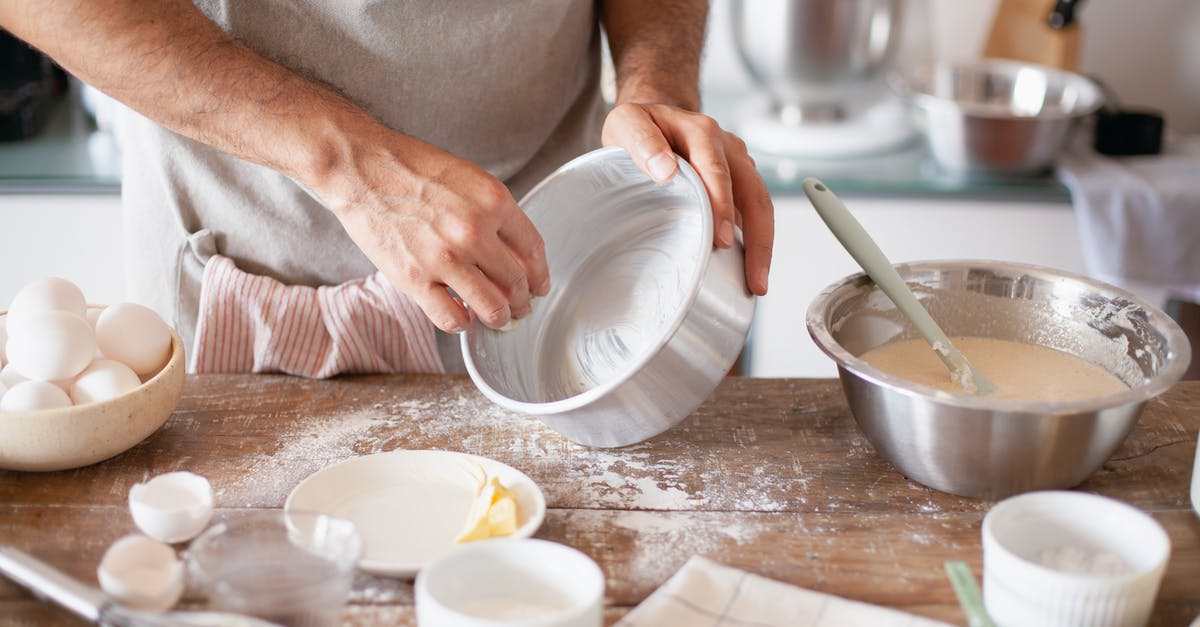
[117,1,606,373]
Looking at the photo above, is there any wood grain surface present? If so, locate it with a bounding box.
[1,375,1197,626]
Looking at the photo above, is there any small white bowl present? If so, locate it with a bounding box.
[0,318,185,472]
[982,490,1170,627]
[416,539,604,627]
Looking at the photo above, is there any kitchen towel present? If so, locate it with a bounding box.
[616,556,954,627]
[1056,133,1200,303]
[191,254,444,377]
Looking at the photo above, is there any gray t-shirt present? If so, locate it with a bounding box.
[118,1,606,369]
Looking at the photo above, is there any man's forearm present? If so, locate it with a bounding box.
[601,0,707,111]
[0,0,378,191]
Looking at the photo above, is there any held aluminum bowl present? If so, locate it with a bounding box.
[806,261,1190,499]
[463,147,756,448]
[903,59,1103,175]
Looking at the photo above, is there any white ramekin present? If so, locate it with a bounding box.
[982,490,1170,627]
[416,538,604,627]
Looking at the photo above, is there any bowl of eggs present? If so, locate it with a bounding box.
[0,277,184,472]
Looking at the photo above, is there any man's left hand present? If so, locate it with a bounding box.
[602,102,773,296]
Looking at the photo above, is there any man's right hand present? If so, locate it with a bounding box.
[316,130,550,333]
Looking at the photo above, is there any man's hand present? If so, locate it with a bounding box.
[601,0,774,296]
[602,104,773,295]
[0,0,547,333]
[318,130,549,333]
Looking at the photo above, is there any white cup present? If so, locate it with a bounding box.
[982,490,1170,627]
[416,538,604,627]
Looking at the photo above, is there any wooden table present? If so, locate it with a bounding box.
[2,376,1198,625]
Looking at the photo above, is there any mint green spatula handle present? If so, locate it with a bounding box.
[803,178,992,395]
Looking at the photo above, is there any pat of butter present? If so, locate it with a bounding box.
[454,475,518,543]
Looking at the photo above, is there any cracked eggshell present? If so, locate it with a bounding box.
[129,472,214,543]
[97,534,184,612]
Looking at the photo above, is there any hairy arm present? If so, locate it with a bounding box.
[601,0,705,111]
[601,0,774,295]
[0,0,358,189]
[0,0,547,331]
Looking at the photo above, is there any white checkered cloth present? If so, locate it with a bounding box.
[616,557,954,627]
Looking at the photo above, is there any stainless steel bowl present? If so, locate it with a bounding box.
[903,59,1103,175]
[732,0,905,122]
[463,147,756,448]
[807,260,1190,499]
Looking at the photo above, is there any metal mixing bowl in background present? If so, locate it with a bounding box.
[807,260,1190,499]
[902,59,1103,175]
[732,0,904,123]
[463,148,756,448]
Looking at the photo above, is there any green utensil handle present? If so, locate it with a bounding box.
[803,178,992,394]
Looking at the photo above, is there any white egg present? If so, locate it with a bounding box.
[0,363,25,389]
[0,380,72,412]
[0,381,7,403]
[97,534,184,612]
[70,359,141,405]
[96,303,172,377]
[6,277,88,333]
[85,308,104,358]
[5,311,96,381]
[129,471,214,543]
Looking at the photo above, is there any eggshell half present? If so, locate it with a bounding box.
[0,380,72,412]
[0,315,7,367]
[129,471,214,543]
[97,534,184,612]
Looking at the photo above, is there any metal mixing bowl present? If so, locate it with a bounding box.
[903,59,1103,175]
[807,260,1190,499]
[732,0,904,122]
[463,147,756,448]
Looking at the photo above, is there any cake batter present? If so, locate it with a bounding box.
[859,337,1128,401]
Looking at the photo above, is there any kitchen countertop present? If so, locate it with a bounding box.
[0,89,1070,201]
[1,375,1196,625]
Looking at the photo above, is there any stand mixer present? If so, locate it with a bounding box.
[731,0,918,158]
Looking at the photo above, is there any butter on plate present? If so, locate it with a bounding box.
[454,472,519,543]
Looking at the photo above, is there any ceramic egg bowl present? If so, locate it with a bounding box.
[0,321,184,472]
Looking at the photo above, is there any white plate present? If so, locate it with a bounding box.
[285,450,546,578]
